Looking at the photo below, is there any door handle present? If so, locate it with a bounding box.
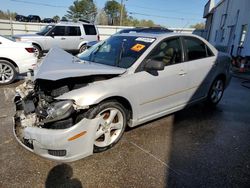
[61,37,66,40]
[178,70,187,76]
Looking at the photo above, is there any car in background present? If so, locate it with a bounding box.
[13,21,99,57]
[15,15,28,22]
[14,33,231,161]
[27,15,41,22]
[42,18,56,23]
[117,27,173,34]
[0,36,37,85]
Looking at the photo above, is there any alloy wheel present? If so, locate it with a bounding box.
[95,108,124,148]
[210,79,224,104]
[0,62,15,84]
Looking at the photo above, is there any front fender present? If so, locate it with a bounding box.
[56,83,133,107]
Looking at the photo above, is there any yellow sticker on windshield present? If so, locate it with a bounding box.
[131,44,145,52]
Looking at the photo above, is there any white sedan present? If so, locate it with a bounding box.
[14,33,231,162]
[0,36,37,85]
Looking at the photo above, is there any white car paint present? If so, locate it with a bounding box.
[0,36,37,83]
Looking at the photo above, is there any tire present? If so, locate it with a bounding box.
[0,60,17,85]
[79,44,87,53]
[33,44,42,58]
[206,77,225,106]
[84,101,127,153]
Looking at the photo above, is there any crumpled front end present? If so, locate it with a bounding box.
[13,81,101,162]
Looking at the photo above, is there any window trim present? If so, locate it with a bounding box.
[181,36,214,62]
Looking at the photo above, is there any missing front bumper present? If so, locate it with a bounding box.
[13,112,101,162]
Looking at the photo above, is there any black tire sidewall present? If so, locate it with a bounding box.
[79,44,87,53]
[86,101,127,153]
[0,60,17,85]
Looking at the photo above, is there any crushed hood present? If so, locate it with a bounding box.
[34,48,126,81]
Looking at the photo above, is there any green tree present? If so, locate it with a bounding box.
[104,0,121,25]
[0,10,17,20]
[53,15,60,23]
[190,22,205,29]
[104,0,127,25]
[66,0,97,22]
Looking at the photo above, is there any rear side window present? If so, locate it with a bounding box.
[83,25,97,35]
[184,37,212,61]
[67,26,81,36]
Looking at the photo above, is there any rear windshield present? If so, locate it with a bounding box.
[78,35,155,68]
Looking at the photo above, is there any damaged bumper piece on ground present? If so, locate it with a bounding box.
[13,82,101,162]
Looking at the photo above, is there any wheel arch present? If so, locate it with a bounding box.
[78,41,88,50]
[32,42,42,51]
[0,57,19,72]
[96,96,133,123]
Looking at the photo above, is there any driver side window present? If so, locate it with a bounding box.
[148,38,182,66]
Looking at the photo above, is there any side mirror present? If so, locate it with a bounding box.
[144,59,165,71]
[50,32,55,38]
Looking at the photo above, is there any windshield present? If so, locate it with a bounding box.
[78,36,155,68]
[37,25,54,35]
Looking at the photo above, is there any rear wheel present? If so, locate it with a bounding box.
[207,77,225,106]
[79,44,87,53]
[33,44,42,58]
[85,101,127,153]
[0,60,17,85]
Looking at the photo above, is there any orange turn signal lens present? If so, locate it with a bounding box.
[68,131,87,141]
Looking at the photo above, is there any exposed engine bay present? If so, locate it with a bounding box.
[15,75,115,130]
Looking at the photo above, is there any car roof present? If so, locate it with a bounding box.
[118,27,173,33]
[114,32,202,40]
[56,21,94,26]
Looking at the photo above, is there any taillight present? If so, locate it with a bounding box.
[25,48,35,53]
[97,35,100,41]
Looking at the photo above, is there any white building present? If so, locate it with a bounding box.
[204,0,250,57]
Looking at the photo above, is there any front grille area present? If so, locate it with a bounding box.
[48,149,67,157]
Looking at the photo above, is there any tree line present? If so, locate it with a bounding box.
[0,0,205,28]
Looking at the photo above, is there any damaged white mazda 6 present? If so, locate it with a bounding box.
[14,33,232,162]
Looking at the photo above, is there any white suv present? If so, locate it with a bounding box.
[13,21,99,57]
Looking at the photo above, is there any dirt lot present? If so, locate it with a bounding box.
[0,77,250,188]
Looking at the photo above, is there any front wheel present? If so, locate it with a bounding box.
[207,78,225,106]
[85,101,127,153]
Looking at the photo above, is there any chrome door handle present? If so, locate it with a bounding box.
[61,37,66,40]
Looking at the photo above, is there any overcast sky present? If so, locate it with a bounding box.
[1,0,209,27]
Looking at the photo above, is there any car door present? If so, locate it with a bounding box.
[133,37,189,121]
[46,26,68,49]
[63,26,81,50]
[182,36,216,102]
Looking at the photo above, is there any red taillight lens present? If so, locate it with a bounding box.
[25,48,35,53]
[97,35,100,41]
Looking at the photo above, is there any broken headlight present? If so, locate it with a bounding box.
[45,100,74,122]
